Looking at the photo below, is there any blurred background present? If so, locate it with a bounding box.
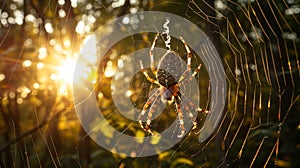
[0,0,299,167]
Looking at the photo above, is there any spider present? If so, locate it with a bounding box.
[138,33,209,138]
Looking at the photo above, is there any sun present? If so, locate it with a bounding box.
[57,57,77,85]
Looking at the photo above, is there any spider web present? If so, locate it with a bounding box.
[0,0,299,167]
[183,0,300,167]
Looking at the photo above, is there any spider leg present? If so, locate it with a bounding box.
[149,33,159,75]
[181,94,209,114]
[138,89,161,135]
[179,63,202,85]
[174,96,186,138]
[144,92,164,135]
[180,36,192,71]
[179,36,203,85]
[140,61,160,85]
[180,95,208,131]
[190,64,202,78]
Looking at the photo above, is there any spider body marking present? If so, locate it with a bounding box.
[138,33,209,138]
[157,51,183,88]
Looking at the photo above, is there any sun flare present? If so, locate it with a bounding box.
[57,57,77,85]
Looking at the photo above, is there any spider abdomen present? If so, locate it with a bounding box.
[157,51,184,88]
